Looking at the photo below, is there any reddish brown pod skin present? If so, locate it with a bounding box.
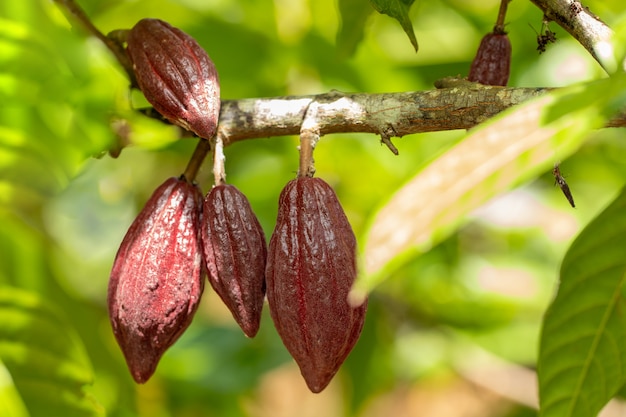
[468,31,511,86]
[108,176,204,383]
[266,177,367,393]
[126,18,220,139]
[201,184,267,338]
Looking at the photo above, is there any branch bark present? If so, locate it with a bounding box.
[217,80,549,146]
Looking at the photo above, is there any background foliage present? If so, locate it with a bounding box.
[2,0,626,416]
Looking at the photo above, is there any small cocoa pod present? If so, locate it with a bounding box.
[468,31,511,86]
[108,176,204,383]
[201,184,267,338]
[126,18,220,139]
[266,177,367,393]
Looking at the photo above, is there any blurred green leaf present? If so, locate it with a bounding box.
[354,74,626,299]
[342,297,398,411]
[0,359,30,417]
[337,0,375,58]
[0,3,121,210]
[0,211,46,291]
[537,188,626,417]
[160,320,290,393]
[369,0,418,51]
[0,287,103,417]
[380,248,522,330]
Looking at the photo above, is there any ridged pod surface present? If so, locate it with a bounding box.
[468,31,511,86]
[266,177,367,393]
[108,176,204,383]
[201,184,267,337]
[126,18,220,139]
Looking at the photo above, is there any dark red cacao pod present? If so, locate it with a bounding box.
[201,184,267,338]
[126,18,220,139]
[468,31,511,86]
[108,176,204,383]
[266,177,367,393]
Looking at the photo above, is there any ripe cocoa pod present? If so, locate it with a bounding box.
[468,31,511,86]
[126,18,220,139]
[266,177,367,393]
[201,184,267,338]
[108,176,204,383]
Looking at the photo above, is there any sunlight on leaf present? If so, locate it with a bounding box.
[351,75,626,301]
[537,188,626,417]
[369,0,418,52]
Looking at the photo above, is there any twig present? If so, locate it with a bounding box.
[53,0,136,83]
[380,127,399,155]
[528,0,615,72]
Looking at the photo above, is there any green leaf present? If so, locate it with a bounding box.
[537,189,626,417]
[337,0,375,57]
[0,359,29,417]
[352,74,626,300]
[0,287,103,417]
[369,0,418,52]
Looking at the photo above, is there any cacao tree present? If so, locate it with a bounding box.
[2,0,626,416]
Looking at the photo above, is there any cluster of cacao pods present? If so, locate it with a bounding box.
[108,176,267,383]
[108,173,366,391]
[108,18,366,392]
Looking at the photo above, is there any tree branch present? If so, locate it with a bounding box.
[217,80,549,146]
[529,0,615,72]
[54,0,625,152]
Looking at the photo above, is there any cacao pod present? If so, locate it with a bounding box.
[266,177,367,393]
[468,31,511,86]
[126,18,220,139]
[201,184,267,337]
[108,176,204,383]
